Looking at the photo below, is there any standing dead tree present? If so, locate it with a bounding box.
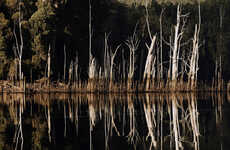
[103,33,121,91]
[159,8,165,81]
[109,46,121,91]
[47,44,51,86]
[88,0,98,91]
[13,0,24,83]
[143,6,157,91]
[104,33,111,80]
[143,36,156,90]
[188,4,201,90]
[125,26,140,91]
[167,4,188,89]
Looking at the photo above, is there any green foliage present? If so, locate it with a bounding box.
[29,1,57,74]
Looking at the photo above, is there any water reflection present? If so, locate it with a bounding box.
[0,92,229,150]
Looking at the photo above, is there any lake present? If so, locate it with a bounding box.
[0,92,229,150]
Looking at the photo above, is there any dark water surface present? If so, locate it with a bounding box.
[0,93,230,150]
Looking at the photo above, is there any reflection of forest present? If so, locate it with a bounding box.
[0,93,229,150]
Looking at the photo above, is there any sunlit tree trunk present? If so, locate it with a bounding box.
[143,36,156,90]
[68,61,73,86]
[47,44,51,86]
[188,4,201,90]
[144,6,157,91]
[188,25,199,89]
[109,45,121,91]
[125,26,140,91]
[13,0,24,83]
[171,5,181,84]
[159,9,165,80]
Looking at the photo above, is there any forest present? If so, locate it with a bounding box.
[0,0,230,92]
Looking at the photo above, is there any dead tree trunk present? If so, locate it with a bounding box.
[188,25,199,89]
[103,33,121,91]
[104,33,111,79]
[170,5,188,89]
[13,1,24,83]
[144,35,156,91]
[159,8,165,80]
[171,5,181,84]
[109,45,121,91]
[125,26,140,91]
[188,3,201,90]
[47,44,51,86]
[88,0,98,91]
[74,52,79,83]
[144,6,157,91]
[68,61,73,86]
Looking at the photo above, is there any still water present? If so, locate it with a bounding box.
[0,93,230,150]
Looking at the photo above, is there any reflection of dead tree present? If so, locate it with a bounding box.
[171,94,182,150]
[88,96,97,150]
[159,95,164,150]
[14,96,24,150]
[143,94,157,149]
[127,95,140,146]
[214,93,223,126]
[64,101,67,137]
[104,96,121,150]
[104,100,111,150]
[109,96,120,136]
[187,93,199,150]
[47,101,51,142]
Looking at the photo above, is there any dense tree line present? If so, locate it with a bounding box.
[0,0,230,83]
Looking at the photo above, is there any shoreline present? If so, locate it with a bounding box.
[0,79,227,94]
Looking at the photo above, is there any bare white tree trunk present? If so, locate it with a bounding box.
[103,33,121,90]
[104,33,111,79]
[89,58,98,79]
[188,3,201,89]
[88,0,96,79]
[159,9,165,80]
[144,6,157,91]
[13,0,24,81]
[125,26,140,80]
[47,44,51,85]
[188,25,199,88]
[122,49,126,80]
[110,45,121,80]
[171,5,181,82]
[68,61,73,85]
[125,25,140,90]
[144,35,156,90]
